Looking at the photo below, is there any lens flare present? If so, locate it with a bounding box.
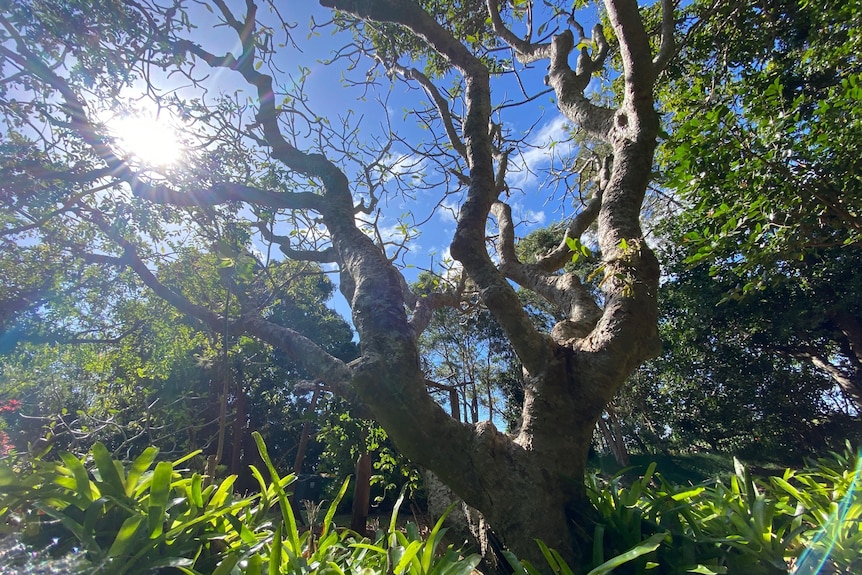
[792,450,861,575]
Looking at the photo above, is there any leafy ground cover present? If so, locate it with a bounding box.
[0,440,859,575]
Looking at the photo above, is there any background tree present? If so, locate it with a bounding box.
[0,249,358,488]
[656,0,862,410]
[619,246,860,461]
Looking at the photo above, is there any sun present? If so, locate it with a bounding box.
[110,112,185,167]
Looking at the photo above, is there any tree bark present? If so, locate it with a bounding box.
[350,451,372,537]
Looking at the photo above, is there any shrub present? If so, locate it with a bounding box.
[0,433,480,575]
[579,445,861,574]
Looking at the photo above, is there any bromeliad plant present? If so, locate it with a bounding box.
[0,440,286,574]
[581,445,861,575]
[771,447,862,575]
[2,436,857,575]
[0,432,483,575]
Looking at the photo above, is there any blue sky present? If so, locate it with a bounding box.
[104,1,606,323]
[272,3,604,319]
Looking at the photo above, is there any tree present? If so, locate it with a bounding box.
[656,0,862,410]
[0,249,356,484]
[620,247,860,461]
[0,0,673,565]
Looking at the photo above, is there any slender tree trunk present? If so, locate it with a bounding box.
[229,382,247,477]
[350,450,372,537]
[597,415,629,467]
[449,388,461,422]
[293,387,322,475]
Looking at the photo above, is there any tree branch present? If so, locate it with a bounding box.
[544,27,616,142]
[402,66,468,161]
[492,200,602,341]
[325,0,553,374]
[485,0,551,64]
[136,182,325,210]
[652,0,677,73]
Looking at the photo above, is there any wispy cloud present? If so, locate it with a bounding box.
[377,151,427,183]
[437,199,461,224]
[505,199,547,235]
[510,115,575,188]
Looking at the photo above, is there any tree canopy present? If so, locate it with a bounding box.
[655,0,862,410]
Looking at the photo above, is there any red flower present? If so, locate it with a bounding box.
[0,399,20,413]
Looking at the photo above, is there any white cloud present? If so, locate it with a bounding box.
[507,199,547,232]
[523,208,546,226]
[437,199,461,223]
[510,115,575,187]
[378,151,427,183]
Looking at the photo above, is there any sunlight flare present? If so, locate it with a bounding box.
[110,112,184,167]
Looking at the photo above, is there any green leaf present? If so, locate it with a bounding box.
[269,524,283,575]
[127,447,158,497]
[107,515,145,558]
[586,532,667,575]
[148,461,173,538]
[59,451,94,504]
[320,476,351,540]
[393,540,422,575]
[190,473,203,508]
[253,432,299,551]
[212,552,240,575]
[91,442,125,496]
[687,565,727,574]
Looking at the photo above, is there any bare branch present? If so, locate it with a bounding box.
[535,157,609,272]
[254,223,339,263]
[136,182,325,210]
[652,0,677,72]
[402,66,468,161]
[492,201,602,341]
[545,27,616,142]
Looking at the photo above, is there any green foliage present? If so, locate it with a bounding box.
[2,440,859,575]
[651,0,862,420]
[504,532,666,575]
[659,0,862,280]
[0,433,480,575]
[584,446,862,574]
[0,443,269,574]
[316,404,421,508]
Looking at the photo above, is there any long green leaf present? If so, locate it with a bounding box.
[592,524,605,565]
[211,552,240,575]
[59,452,94,504]
[586,532,667,575]
[171,449,203,468]
[321,476,351,540]
[190,473,203,509]
[208,475,238,508]
[421,504,453,572]
[107,514,145,558]
[439,555,482,575]
[389,486,407,536]
[269,524,283,575]
[127,447,159,497]
[245,553,264,575]
[148,461,173,538]
[253,432,299,552]
[393,540,423,575]
[91,442,126,496]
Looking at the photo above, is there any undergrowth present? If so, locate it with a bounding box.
[0,438,858,574]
